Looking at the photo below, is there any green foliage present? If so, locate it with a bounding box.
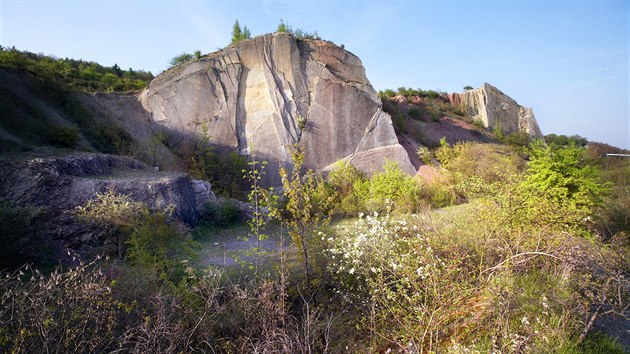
[427,141,525,207]
[361,160,421,213]
[126,211,198,285]
[521,140,612,229]
[378,89,396,99]
[243,157,278,277]
[503,130,532,147]
[274,19,321,40]
[194,50,202,59]
[186,123,248,198]
[75,190,146,258]
[544,133,588,147]
[276,18,290,33]
[389,86,443,99]
[201,198,241,227]
[76,190,198,286]
[590,143,630,239]
[0,51,139,154]
[325,186,629,352]
[278,145,337,291]
[168,52,194,67]
[471,118,485,129]
[407,108,422,120]
[47,125,79,147]
[327,161,366,214]
[231,20,251,44]
[464,85,474,90]
[0,46,153,93]
[435,137,455,165]
[416,146,433,165]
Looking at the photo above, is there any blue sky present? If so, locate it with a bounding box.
[1,0,628,148]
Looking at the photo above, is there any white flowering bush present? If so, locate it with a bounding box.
[325,212,483,351]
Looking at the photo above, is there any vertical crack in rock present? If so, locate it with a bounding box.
[261,36,298,157]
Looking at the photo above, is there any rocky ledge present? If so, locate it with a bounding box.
[0,153,215,256]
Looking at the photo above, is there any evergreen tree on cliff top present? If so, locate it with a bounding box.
[231,20,251,44]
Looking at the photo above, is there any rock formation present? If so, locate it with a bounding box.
[448,83,543,138]
[0,153,215,224]
[140,33,416,179]
[0,153,215,255]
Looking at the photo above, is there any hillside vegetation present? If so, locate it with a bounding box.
[0,46,153,93]
[1,138,628,353]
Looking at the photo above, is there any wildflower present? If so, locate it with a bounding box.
[521,316,530,326]
[349,268,355,275]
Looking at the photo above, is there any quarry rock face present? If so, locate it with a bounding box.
[140,32,415,178]
[0,153,215,255]
[0,153,215,224]
[448,83,543,138]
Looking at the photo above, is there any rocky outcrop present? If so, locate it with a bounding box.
[0,153,215,224]
[140,33,415,179]
[448,83,543,138]
[0,153,215,255]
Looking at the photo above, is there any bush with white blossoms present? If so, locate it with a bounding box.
[325,212,475,351]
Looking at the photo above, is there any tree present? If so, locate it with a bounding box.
[243,155,277,278]
[278,145,336,294]
[276,18,290,33]
[464,85,474,91]
[231,20,251,44]
[194,50,201,59]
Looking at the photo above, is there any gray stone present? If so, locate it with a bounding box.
[448,83,543,138]
[0,153,215,255]
[141,33,415,179]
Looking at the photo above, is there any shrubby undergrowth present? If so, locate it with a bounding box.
[2,140,628,353]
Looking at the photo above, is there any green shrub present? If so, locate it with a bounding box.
[168,52,193,67]
[521,140,612,230]
[360,160,421,213]
[472,118,485,129]
[127,211,198,285]
[48,125,79,147]
[407,108,422,120]
[391,111,406,132]
[504,130,532,147]
[202,198,241,227]
[544,133,588,147]
[327,160,366,196]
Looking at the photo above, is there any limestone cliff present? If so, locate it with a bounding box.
[140,33,415,178]
[448,83,543,138]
